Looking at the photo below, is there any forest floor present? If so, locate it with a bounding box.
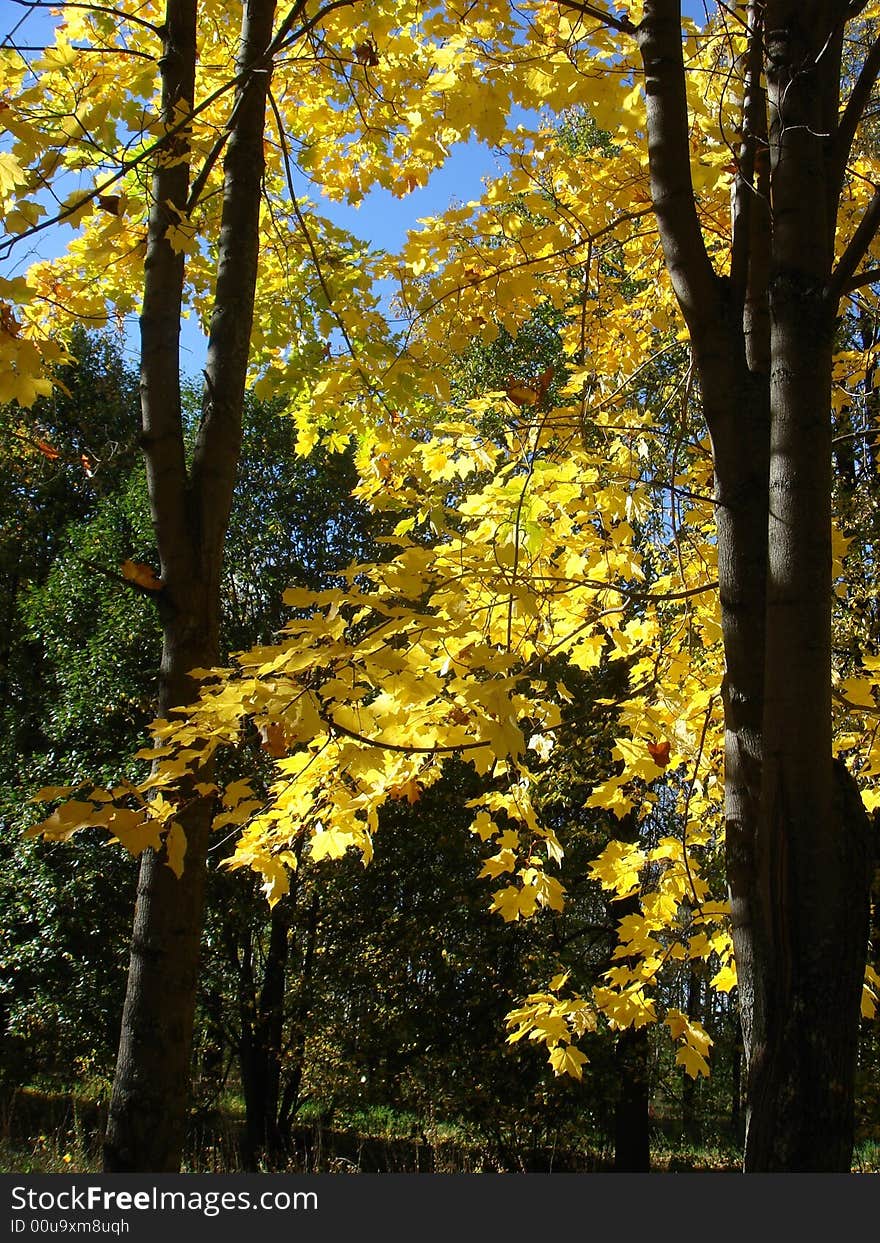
[2,1086,879,1173]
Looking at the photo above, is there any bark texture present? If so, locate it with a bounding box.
[637,0,874,1170]
[104,0,278,1172]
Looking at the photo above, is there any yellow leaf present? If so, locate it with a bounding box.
[549,1044,588,1080]
[164,215,198,255]
[709,962,737,993]
[491,883,537,922]
[0,151,26,198]
[31,786,76,802]
[676,1045,710,1079]
[310,824,357,861]
[165,823,187,878]
[213,800,263,830]
[29,800,111,842]
[862,965,880,1019]
[120,559,162,591]
[254,854,290,907]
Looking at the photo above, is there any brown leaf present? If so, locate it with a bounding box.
[37,438,61,460]
[506,380,539,407]
[259,721,288,758]
[535,365,555,401]
[97,195,121,215]
[647,740,671,768]
[0,301,21,339]
[354,39,379,66]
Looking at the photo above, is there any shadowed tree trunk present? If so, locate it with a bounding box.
[612,1023,650,1172]
[634,0,874,1169]
[240,896,294,1168]
[606,813,651,1171]
[104,0,278,1172]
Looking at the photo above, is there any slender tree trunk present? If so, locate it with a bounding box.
[241,898,293,1166]
[278,892,320,1146]
[681,968,701,1146]
[730,1010,743,1142]
[104,0,278,1172]
[605,817,651,1171]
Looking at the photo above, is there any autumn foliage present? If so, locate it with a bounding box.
[2,0,880,1171]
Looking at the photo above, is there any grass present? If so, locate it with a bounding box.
[1,1086,877,1174]
[0,1087,103,1174]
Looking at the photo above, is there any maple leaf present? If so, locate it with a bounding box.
[259,721,288,758]
[647,740,671,767]
[676,1045,710,1079]
[354,39,379,67]
[0,303,22,339]
[505,379,539,406]
[491,884,531,922]
[310,825,358,861]
[31,786,76,802]
[26,799,98,842]
[549,1044,588,1080]
[164,823,187,879]
[0,151,26,198]
[862,966,880,1019]
[709,962,737,993]
[388,778,422,804]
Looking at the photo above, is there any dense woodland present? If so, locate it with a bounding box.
[1,1,880,1174]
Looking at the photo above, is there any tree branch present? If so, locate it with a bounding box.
[730,3,766,305]
[831,33,880,198]
[637,0,721,339]
[559,1,638,36]
[826,186,880,303]
[840,264,880,293]
[9,0,161,34]
[189,0,278,569]
[137,0,197,581]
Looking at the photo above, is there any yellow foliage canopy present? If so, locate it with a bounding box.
[11,1,880,1078]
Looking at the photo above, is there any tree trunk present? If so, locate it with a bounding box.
[240,897,293,1168]
[104,0,278,1172]
[638,0,874,1170]
[602,814,652,1171]
[612,1024,650,1172]
[278,892,320,1142]
[742,5,870,1171]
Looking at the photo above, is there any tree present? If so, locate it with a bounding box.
[629,0,874,1171]
[3,0,284,1170]
[7,1,880,1173]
